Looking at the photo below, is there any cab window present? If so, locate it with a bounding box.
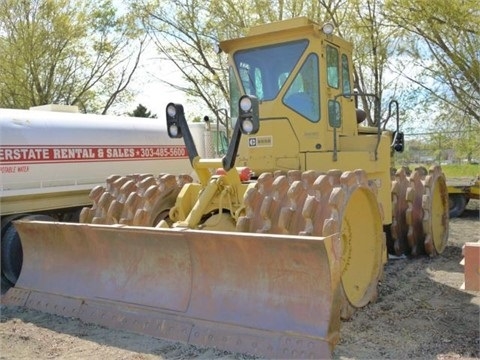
[229,66,241,123]
[326,45,339,88]
[342,54,352,95]
[238,62,264,99]
[232,40,309,101]
[283,54,320,122]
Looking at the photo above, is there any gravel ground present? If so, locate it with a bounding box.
[1,201,479,360]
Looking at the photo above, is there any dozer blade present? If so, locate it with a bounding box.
[3,220,342,359]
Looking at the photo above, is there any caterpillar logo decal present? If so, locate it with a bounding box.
[248,136,273,147]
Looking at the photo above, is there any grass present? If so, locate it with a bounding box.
[438,164,479,178]
[396,163,479,178]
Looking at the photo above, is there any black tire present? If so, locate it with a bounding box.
[449,194,467,218]
[0,215,23,294]
[1,214,54,287]
[1,214,24,238]
[1,272,13,295]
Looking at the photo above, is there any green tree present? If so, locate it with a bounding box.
[137,0,229,122]
[0,0,146,113]
[128,103,157,118]
[139,0,476,146]
[137,0,329,124]
[384,0,480,124]
[139,0,407,129]
[320,0,404,126]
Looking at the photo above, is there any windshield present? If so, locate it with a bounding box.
[232,40,309,101]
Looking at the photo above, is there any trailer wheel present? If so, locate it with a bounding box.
[1,214,54,287]
[1,275,13,294]
[449,194,467,218]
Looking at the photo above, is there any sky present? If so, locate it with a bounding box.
[109,2,190,119]
[129,50,188,118]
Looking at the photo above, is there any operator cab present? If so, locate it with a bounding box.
[219,17,360,174]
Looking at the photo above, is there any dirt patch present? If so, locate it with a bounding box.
[1,201,479,360]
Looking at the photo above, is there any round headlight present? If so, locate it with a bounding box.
[241,119,254,134]
[167,104,177,117]
[239,96,252,112]
[322,22,334,35]
[169,124,179,137]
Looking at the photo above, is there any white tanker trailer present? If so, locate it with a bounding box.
[0,105,227,292]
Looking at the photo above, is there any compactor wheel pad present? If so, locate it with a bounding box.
[406,169,426,256]
[236,172,275,232]
[405,166,448,256]
[238,169,384,319]
[314,170,384,318]
[79,174,192,226]
[80,174,141,223]
[390,167,410,255]
[237,171,289,233]
[422,166,449,256]
[278,170,321,235]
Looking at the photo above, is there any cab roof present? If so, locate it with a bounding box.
[219,17,353,54]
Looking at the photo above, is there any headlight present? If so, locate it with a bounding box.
[241,119,254,134]
[239,96,252,112]
[238,95,259,135]
[165,103,183,138]
[322,22,334,35]
[167,104,177,117]
[169,124,179,137]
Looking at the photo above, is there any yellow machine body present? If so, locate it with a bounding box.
[3,17,449,359]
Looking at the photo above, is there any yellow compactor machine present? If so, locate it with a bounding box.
[4,18,449,359]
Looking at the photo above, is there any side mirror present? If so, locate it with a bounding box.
[392,131,404,152]
[328,100,341,128]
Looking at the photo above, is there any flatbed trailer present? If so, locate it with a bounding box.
[447,177,479,217]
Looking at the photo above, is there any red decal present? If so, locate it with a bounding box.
[0,146,188,164]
